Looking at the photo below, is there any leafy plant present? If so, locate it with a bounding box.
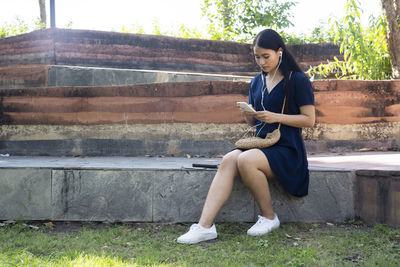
[175,24,204,39]
[307,0,391,80]
[201,0,296,42]
[0,17,30,38]
[281,25,335,45]
[151,18,164,36]
[0,17,55,39]
[119,24,145,34]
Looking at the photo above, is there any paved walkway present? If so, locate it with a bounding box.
[0,152,399,171]
[308,152,400,171]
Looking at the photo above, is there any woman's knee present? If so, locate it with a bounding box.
[236,150,256,175]
[237,149,274,179]
[220,150,241,168]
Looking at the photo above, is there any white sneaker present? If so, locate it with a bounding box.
[247,214,280,236]
[177,224,217,244]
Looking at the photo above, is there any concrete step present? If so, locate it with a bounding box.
[48,65,253,87]
[1,79,399,157]
[0,65,253,89]
[0,152,399,225]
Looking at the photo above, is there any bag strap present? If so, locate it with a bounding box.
[277,72,292,131]
[277,97,285,131]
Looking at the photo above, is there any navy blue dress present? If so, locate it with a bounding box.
[242,71,314,197]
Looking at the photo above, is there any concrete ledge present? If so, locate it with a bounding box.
[0,168,52,220]
[48,65,253,87]
[0,156,356,223]
[1,139,400,157]
[1,123,399,156]
[0,65,253,89]
[355,170,400,225]
[270,170,355,222]
[1,154,398,225]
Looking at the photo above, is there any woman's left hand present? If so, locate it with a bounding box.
[254,111,280,124]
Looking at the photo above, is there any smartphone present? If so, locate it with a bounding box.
[236,102,256,113]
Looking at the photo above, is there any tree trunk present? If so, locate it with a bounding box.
[381,0,400,78]
[222,0,231,31]
[38,0,47,26]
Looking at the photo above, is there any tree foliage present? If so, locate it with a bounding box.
[0,17,45,39]
[201,0,296,42]
[307,0,391,80]
[280,25,335,45]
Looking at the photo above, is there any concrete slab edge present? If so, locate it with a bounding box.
[0,166,358,224]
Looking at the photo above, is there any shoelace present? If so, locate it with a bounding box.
[256,215,267,224]
[190,224,202,231]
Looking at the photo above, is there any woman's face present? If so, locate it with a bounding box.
[253,45,281,73]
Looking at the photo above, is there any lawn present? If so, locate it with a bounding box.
[0,220,399,266]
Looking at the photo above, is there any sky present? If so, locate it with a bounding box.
[0,0,383,36]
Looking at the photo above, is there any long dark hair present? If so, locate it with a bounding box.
[253,29,303,112]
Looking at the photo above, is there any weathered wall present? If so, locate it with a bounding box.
[0,28,340,76]
[312,79,400,124]
[1,80,399,125]
[288,43,342,69]
[0,80,399,156]
[0,81,249,125]
[0,65,49,89]
[0,29,398,156]
[0,30,55,66]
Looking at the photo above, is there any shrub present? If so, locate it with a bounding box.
[306,0,391,80]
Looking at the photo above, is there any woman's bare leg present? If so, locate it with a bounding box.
[237,149,275,220]
[198,150,242,228]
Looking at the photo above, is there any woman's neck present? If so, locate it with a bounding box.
[266,69,283,82]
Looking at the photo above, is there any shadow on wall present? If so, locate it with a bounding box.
[0,97,11,124]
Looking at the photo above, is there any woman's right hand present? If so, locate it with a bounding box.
[240,108,256,126]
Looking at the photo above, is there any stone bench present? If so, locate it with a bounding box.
[1,154,398,226]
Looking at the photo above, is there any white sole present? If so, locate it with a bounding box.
[177,234,217,244]
[247,225,279,236]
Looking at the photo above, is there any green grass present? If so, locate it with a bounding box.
[0,221,399,266]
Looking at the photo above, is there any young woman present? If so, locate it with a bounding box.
[177,29,315,244]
